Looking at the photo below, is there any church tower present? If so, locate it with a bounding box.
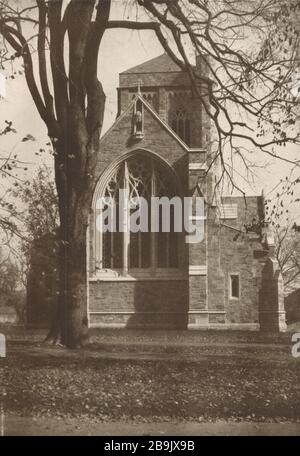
[118,52,211,149]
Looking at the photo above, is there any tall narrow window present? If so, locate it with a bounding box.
[230,274,240,299]
[170,109,191,146]
[97,153,181,275]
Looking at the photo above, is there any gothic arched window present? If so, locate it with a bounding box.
[94,153,182,276]
[171,109,191,146]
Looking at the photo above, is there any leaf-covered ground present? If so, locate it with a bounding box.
[0,329,300,424]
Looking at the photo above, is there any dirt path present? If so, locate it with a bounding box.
[2,415,300,436]
[5,338,294,364]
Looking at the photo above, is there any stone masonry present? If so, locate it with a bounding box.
[87,53,286,332]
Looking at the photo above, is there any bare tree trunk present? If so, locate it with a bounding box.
[45,200,90,348]
[45,136,93,348]
[60,210,89,348]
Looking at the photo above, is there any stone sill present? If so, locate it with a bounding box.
[188,323,260,331]
[89,311,186,315]
[89,271,187,282]
[188,310,226,314]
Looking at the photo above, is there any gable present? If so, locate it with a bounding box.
[97,97,196,183]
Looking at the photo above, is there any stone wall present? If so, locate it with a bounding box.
[89,279,188,328]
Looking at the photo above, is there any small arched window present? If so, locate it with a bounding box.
[94,153,182,276]
[170,109,191,146]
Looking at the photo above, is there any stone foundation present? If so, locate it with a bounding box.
[88,279,188,329]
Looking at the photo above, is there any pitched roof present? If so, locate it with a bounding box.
[121,53,184,74]
[100,93,206,155]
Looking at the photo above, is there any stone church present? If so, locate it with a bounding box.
[86,53,286,332]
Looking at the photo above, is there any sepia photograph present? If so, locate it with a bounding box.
[0,0,299,439]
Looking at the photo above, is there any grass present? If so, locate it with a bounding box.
[0,328,300,423]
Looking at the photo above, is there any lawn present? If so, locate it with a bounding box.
[0,328,300,424]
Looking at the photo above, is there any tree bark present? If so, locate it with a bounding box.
[45,187,91,348]
[59,201,89,348]
[44,129,96,348]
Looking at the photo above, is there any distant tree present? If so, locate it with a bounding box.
[7,164,59,281]
[0,121,24,240]
[15,165,59,329]
[17,165,59,245]
[275,227,300,293]
[264,175,300,293]
[0,164,59,323]
[0,247,25,322]
[0,248,19,296]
